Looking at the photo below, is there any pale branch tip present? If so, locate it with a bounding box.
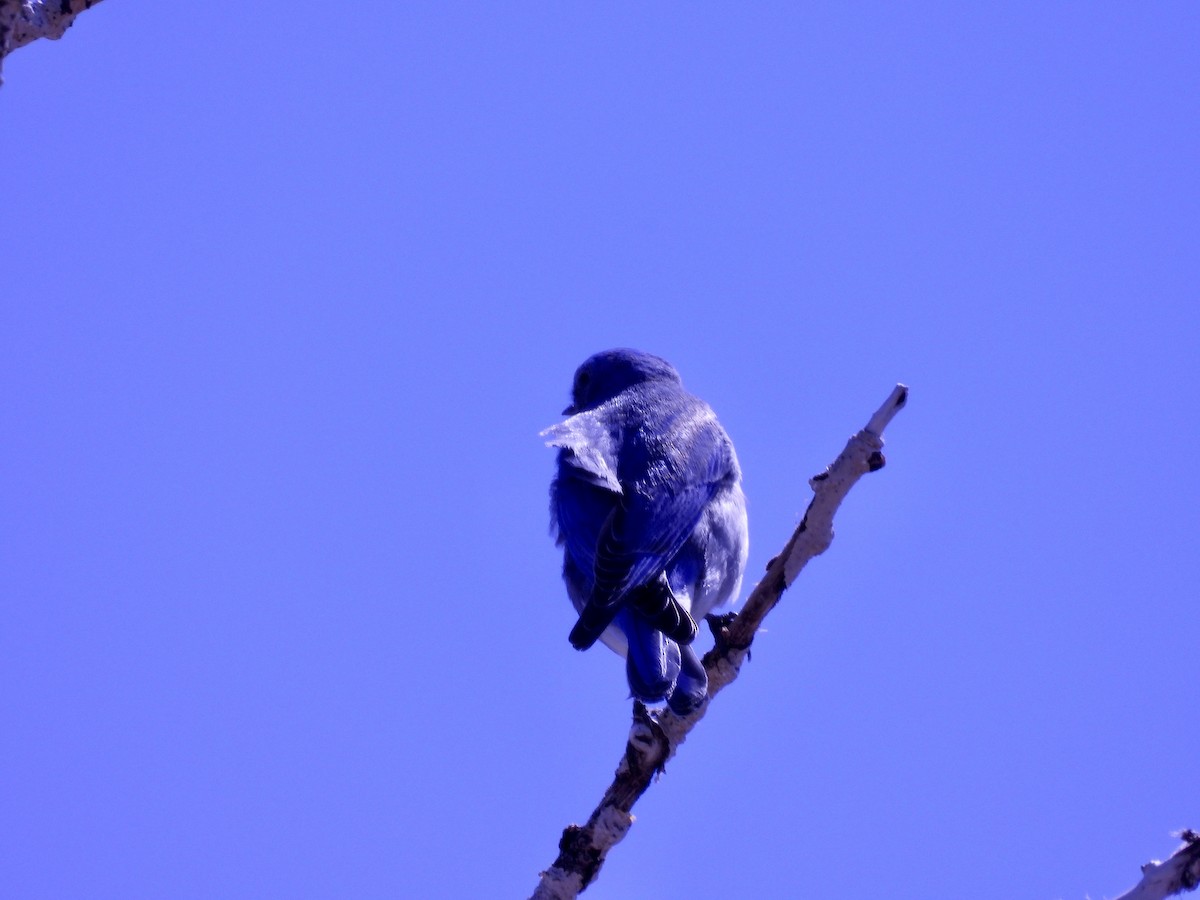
[865,382,908,436]
[530,382,909,899]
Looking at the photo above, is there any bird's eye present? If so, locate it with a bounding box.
[575,371,590,391]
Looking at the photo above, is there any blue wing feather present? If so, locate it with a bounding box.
[547,377,743,676]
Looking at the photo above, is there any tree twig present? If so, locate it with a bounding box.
[1114,831,1200,900]
[0,0,104,84]
[531,383,909,899]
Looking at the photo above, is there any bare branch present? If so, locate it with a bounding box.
[531,383,909,899]
[0,0,105,84]
[1113,831,1200,900]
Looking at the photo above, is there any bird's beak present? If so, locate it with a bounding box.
[562,404,576,415]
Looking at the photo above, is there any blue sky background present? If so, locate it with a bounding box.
[3,5,1197,899]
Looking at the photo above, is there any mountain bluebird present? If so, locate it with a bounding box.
[543,349,749,714]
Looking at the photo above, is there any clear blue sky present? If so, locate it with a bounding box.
[4,5,1197,899]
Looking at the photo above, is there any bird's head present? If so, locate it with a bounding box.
[562,349,682,415]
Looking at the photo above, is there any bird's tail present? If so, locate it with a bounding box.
[622,612,681,703]
[621,615,709,713]
[666,644,708,715]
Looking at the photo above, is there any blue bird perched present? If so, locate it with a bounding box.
[543,349,749,715]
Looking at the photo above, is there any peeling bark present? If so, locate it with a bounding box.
[1114,831,1200,900]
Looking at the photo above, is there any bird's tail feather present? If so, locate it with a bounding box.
[623,612,681,703]
[666,644,708,715]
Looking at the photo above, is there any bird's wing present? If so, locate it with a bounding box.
[569,414,736,649]
[550,471,617,578]
[597,483,717,602]
[544,410,623,575]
